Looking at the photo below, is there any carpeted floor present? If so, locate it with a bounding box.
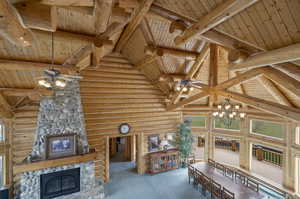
[104,161,205,199]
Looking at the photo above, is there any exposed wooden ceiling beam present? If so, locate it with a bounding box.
[0,93,13,118]
[63,44,94,66]
[92,40,114,68]
[261,68,300,98]
[94,0,113,35]
[216,90,300,122]
[258,76,293,107]
[0,88,54,101]
[14,1,57,32]
[174,0,258,46]
[118,0,138,9]
[230,43,300,72]
[40,0,94,6]
[0,0,34,46]
[186,43,210,79]
[273,63,300,82]
[167,91,209,111]
[0,59,77,74]
[115,0,154,52]
[208,43,219,107]
[214,67,266,90]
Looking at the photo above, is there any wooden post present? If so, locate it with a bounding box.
[130,135,136,162]
[105,136,110,183]
[204,116,214,161]
[137,132,145,174]
[239,117,251,170]
[231,140,237,152]
[256,147,264,161]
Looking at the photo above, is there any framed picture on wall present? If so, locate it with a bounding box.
[148,134,160,152]
[46,134,77,159]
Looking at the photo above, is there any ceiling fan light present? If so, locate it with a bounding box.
[189,87,194,91]
[38,79,46,86]
[183,87,188,92]
[55,80,66,88]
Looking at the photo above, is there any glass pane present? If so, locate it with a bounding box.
[214,118,240,130]
[62,175,76,191]
[46,177,61,194]
[251,120,284,139]
[0,156,3,187]
[0,124,3,141]
[184,116,206,127]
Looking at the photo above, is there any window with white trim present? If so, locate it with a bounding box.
[250,119,284,139]
[296,126,300,145]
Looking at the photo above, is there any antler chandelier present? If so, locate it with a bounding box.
[212,98,246,126]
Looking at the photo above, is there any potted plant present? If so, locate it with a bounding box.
[176,119,193,168]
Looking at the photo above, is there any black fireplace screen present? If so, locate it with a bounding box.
[40,168,80,199]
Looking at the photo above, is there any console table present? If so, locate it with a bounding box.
[149,150,179,174]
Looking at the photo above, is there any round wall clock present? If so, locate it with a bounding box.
[119,123,131,134]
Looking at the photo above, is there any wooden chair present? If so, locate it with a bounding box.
[222,187,235,199]
[202,175,212,196]
[208,158,216,167]
[188,164,195,184]
[246,178,259,192]
[216,163,225,175]
[193,170,201,189]
[234,170,246,185]
[225,167,234,180]
[211,179,222,198]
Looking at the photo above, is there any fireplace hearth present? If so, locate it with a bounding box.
[40,168,80,199]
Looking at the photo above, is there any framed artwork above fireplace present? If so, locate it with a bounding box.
[46,134,77,159]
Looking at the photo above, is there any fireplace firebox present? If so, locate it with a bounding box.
[40,168,80,199]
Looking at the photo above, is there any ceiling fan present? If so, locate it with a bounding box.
[37,69,82,89]
[36,32,82,89]
[174,79,205,92]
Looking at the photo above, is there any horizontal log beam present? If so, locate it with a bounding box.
[40,0,94,6]
[230,43,300,72]
[0,88,53,97]
[0,59,77,74]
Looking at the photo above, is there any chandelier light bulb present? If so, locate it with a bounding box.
[55,80,66,88]
[219,114,224,118]
[217,105,222,109]
[235,105,240,110]
[229,114,234,118]
[240,113,246,118]
[213,112,219,116]
[225,105,231,110]
[232,112,237,116]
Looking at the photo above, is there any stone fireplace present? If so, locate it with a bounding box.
[13,80,105,199]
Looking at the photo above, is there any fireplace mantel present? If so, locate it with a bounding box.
[14,152,97,174]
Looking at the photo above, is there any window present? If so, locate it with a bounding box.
[0,123,4,142]
[214,118,240,131]
[166,133,176,149]
[296,127,300,145]
[0,156,3,187]
[251,120,284,139]
[184,116,206,128]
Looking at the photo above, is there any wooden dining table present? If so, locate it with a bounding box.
[192,162,267,199]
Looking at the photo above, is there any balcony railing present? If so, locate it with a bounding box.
[252,147,283,167]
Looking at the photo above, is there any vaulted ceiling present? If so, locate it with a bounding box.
[0,0,300,122]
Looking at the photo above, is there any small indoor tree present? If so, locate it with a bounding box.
[176,119,193,168]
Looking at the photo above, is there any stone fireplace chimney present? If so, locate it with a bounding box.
[28,80,89,162]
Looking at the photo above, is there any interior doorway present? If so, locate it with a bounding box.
[109,136,136,162]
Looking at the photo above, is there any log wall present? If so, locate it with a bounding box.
[80,54,181,181]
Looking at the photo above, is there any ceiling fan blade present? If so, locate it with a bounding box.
[61,74,83,79]
[190,84,203,89]
[190,80,203,83]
